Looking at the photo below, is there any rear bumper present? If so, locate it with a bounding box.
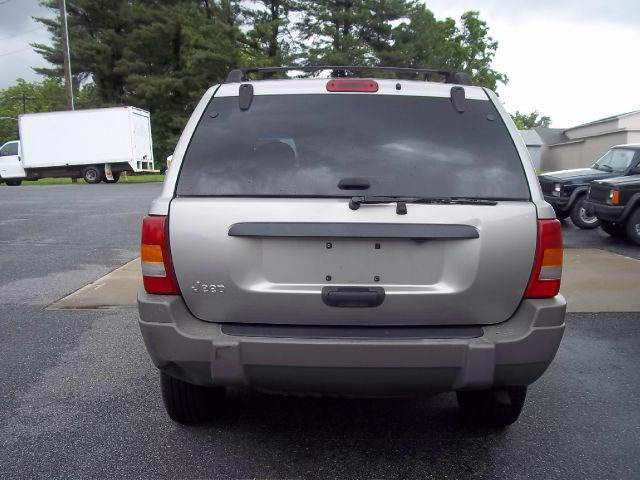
[137,291,566,396]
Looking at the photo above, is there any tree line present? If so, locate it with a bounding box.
[0,1,551,160]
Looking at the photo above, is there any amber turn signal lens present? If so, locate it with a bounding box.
[611,190,620,205]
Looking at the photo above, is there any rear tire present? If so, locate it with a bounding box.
[104,172,120,184]
[570,195,600,229]
[457,386,527,427]
[83,166,103,184]
[625,209,640,245]
[600,221,626,238]
[160,372,226,424]
[5,179,22,186]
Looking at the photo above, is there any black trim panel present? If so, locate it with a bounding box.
[322,286,385,308]
[228,222,479,240]
[221,323,483,340]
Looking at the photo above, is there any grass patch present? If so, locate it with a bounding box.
[3,173,165,186]
[119,174,165,183]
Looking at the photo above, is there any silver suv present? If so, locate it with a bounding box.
[138,66,566,427]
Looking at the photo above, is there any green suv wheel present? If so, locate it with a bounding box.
[625,209,640,245]
[600,221,626,238]
[570,196,600,229]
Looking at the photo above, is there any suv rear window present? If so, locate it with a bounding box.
[177,93,529,199]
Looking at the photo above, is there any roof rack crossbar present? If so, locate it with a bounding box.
[225,66,472,85]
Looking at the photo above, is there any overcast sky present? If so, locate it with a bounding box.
[0,0,51,88]
[426,0,640,127]
[0,0,639,127]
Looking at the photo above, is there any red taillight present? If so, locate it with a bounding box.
[141,215,180,295]
[524,219,563,298]
[326,79,379,92]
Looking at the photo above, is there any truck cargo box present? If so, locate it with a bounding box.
[18,107,155,172]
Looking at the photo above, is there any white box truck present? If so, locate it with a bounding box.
[0,107,156,185]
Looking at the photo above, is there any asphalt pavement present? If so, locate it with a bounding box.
[561,220,640,260]
[0,183,639,480]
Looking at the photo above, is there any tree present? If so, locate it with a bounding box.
[119,1,243,158]
[447,11,507,90]
[33,0,244,163]
[240,0,300,67]
[297,0,374,69]
[33,0,134,104]
[296,0,413,73]
[359,0,416,66]
[512,110,552,129]
[389,4,455,71]
[391,7,506,89]
[0,78,98,144]
[30,1,510,159]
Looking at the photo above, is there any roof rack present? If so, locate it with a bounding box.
[225,66,473,86]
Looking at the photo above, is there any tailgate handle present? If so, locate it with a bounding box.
[322,287,385,308]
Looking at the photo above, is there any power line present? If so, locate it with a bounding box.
[12,93,36,113]
[0,26,47,43]
[0,46,32,58]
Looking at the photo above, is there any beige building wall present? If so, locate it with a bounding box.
[539,112,640,171]
[618,115,640,130]
[541,131,630,171]
[627,131,640,144]
[542,141,584,171]
[564,119,618,140]
[583,131,631,165]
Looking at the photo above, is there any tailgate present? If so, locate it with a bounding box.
[170,198,536,326]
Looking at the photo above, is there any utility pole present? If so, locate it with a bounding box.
[58,0,74,110]
[11,93,35,113]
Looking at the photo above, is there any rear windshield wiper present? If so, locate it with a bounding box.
[349,196,498,214]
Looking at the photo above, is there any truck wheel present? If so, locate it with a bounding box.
[457,386,527,427]
[160,372,225,424]
[104,172,120,184]
[5,179,22,186]
[600,221,626,238]
[83,166,103,184]
[570,196,600,229]
[625,209,640,245]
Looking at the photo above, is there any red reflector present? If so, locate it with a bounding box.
[326,79,378,92]
[141,215,180,295]
[524,219,563,299]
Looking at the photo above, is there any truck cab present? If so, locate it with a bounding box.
[0,140,26,185]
